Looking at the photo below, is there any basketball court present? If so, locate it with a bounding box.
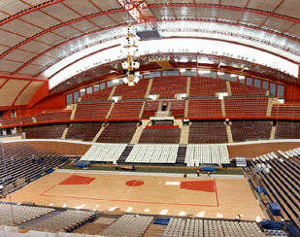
[1,171,264,221]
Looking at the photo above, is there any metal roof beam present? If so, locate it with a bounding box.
[0,79,9,90]
[0,74,47,82]
[11,18,300,77]
[259,0,285,27]
[11,81,32,106]
[0,5,298,63]
[149,3,299,23]
[0,8,127,60]
[0,0,65,27]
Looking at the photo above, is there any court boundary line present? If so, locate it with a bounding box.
[40,176,219,208]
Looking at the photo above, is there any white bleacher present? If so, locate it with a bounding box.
[294,148,300,155]
[126,144,179,163]
[0,203,54,226]
[81,143,127,162]
[102,214,153,237]
[23,210,95,232]
[293,148,300,155]
[278,150,289,159]
[185,144,229,166]
[163,218,265,237]
[163,218,185,237]
[251,147,300,162]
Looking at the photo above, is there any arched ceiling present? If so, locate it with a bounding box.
[0,0,299,89]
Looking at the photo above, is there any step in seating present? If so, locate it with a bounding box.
[102,214,153,237]
[81,143,127,162]
[163,218,265,237]
[66,122,103,141]
[97,122,137,143]
[185,144,229,166]
[0,203,54,226]
[126,144,179,163]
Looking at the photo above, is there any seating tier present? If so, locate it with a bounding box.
[75,102,111,119]
[150,77,187,98]
[109,101,143,119]
[230,82,266,95]
[114,79,149,99]
[34,109,71,122]
[231,120,272,142]
[23,124,66,139]
[139,127,181,143]
[272,104,300,118]
[81,87,112,101]
[275,121,300,139]
[66,122,102,141]
[225,97,268,117]
[188,121,228,143]
[190,77,227,97]
[97,122,137,143]
[188,99,222,117]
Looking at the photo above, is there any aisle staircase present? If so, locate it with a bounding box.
[108,86,116,100]
[226,81,232,96]
[221,99,226,117]
[145,79,153,98]
[117,145,134,163]
[226,122,233,143]
[130,122,146,144]
[266,98,275,117]
[270,124,277,140]
[180,125,189,144]
[176,146,187,164]
[139,101,146,119]
[61,127,69,139]
[184,100,189,117]
[186,77,191,97]
[106,102,115,119]
[143,223,167,237]
[70,104,77,120]
[92,123,108,142]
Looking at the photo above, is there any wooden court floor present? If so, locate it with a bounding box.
[1,171,264,221]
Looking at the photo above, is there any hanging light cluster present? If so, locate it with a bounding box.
[121,25,141,86]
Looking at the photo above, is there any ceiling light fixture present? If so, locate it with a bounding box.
[121,25,141,86]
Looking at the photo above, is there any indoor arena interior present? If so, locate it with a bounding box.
[0,0,299,236]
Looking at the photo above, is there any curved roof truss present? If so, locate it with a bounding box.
[0,0,299,89]
[39,23,299,89]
